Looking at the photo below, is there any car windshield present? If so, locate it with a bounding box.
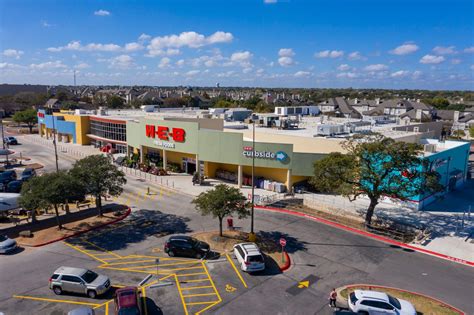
[118,307,140,315]
[248,255,264,263]
[190,238,199,246]
[0,235,7,241]
[81,270,98,283]
[388,295,401,309]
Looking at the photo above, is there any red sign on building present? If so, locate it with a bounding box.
[145,125,186,142]
[38,112,45,118]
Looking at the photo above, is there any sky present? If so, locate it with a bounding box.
[0,0,473,90]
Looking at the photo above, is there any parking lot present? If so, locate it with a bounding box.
[1,138,473,315]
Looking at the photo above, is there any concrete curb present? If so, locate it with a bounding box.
[339,284,465,314]
[279,251,291,272]
[255,205,474,267]
[22,207,131,247]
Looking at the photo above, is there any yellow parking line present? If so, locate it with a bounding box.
[182,292,217,298]
[181,278,211,283]
[82,240,122,258]
[176,272,206,277]
[186,301,219,306]
[225,254,248,288]
[106,302,109,315]
[93,300,113,309]
[63,242,107,264]
[13,295,100,307]
[141,287,148,315]
[103,259,156,266]
[99,266,171,275]
[175,274,189,315]
[128,265,203,272]
[180,285,213,291]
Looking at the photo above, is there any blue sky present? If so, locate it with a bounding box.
[0,0,473,89]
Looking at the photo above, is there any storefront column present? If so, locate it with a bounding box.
[139,145,144,163]
[162,149,167,169]
[126,145,130,157]
[286,169,292,192]
[195,155,200,175]
[238,165,243,188]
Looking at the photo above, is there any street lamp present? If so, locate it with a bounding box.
[249,118,256,242]
[51,112,59,172]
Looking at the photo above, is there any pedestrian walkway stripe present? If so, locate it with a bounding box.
[183,292,217,298]
[63,242,108,264]
[180,285,213,291]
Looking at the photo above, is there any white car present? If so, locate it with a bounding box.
[233,243,265,272]
[348,290,416,315]
[0,234,17,254]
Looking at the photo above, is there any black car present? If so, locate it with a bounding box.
[21,168,36,181]
[164,235,210,259]
[6,180,22,193]
[4,137,18,145]
[0,171,17,191]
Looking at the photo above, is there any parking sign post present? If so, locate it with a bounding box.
[279,238,286,263]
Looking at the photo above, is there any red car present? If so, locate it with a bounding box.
[114,287,143,315]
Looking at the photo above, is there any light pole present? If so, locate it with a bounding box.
[1,120,5,149]
[249,119,256,242]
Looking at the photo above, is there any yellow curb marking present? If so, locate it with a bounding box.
[225,254,248,288]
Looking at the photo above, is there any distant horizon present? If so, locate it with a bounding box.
[1,0,473,90]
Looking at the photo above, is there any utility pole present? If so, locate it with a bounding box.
[51,114,59,172]
[249,119,256,242]
[1,119,5,149]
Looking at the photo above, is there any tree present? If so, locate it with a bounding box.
[71,155,126,216]
[12,108,38,133]
[19,171,84,229]
[192,184,249,236]
[107,95,125,109]
[310,134,443,225]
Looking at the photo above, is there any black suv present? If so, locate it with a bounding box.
[164,235,210,259]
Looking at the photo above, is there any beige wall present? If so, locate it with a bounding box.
[163,117,224,131]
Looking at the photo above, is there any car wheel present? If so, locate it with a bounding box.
[196,252,202,259]
[53,286,62,295]
[168,250,175,257]
[87,290,97,299]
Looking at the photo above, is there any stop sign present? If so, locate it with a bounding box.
[280,238,286,247]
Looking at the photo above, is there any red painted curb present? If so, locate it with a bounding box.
[27,208,131,247]
[344,284,465,314]
[279,251,291,272]
[255,205,474,267]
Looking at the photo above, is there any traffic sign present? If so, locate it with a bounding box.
[280,238,286,247]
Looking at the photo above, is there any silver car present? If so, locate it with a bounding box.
[0,234,17,254]
[49,267,111,298]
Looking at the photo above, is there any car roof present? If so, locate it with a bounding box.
[67,307,95,315]
[54,266,88,276]
[354,290,389,302]
[116,287,138,307]
[237,243,262,256]
[169,235,194,241]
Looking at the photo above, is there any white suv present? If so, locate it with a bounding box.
[348,290,416,315]
[233,243,265,272]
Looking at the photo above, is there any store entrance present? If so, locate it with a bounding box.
[183,158,196,174]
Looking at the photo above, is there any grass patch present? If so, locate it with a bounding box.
[340,286,460,315]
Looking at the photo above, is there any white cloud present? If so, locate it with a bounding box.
[41,20,52,28]
[3,49,24,59]
[390,43,419,55]
[138,34,151,43]
[412,70,423,79]
[278,48,295,66]
[146,31,233,56]
[47,41,121,52]
[176,59,185,67]
[230,51,253,67]
[94,9,110,16]
[432,46,456,55]
[278,57,294,67]
[264,0,277,3]
[294,71,311,78]
[337,64,351,71]
[74,63,90,69]
[315,50,344,58]
[124,42,144,52]
[364,64,388,71]
[278,48,295,57]
[0,62,24,69]
[109,54,134,69]
[390,70,410,78]
[464,47,474,53]
[347,51,364,60]
[30,60,67,70]
[185,70,200,76]
[451,59,462,65]
[419,54,445,64]
[336,72,358,78]
[158,57,171,68]
[470,65,474,70]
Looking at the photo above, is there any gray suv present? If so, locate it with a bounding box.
[49,267,111,298]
